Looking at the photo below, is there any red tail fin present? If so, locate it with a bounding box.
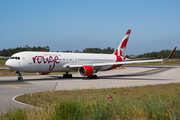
[114,29,131,56]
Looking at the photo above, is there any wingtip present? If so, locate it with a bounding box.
[165,47,177,60]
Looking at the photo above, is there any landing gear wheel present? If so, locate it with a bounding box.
[69,74,72,78]
[93,75,97,79]
[63,72,73,78]
[87,75,97,79]
[16,71,23,81]
[63,74,66,78]
[18,76,23,81]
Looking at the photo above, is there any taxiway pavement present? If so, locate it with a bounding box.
[0,65,180,112]
[0,66,9,69]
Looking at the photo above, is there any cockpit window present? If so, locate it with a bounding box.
[10,57,20,60]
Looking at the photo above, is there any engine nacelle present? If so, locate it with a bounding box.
[78,66,94,76]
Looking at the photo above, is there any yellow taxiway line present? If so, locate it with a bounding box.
[73,82,97,85]
[3,85,20,88]
[168,70,180,77]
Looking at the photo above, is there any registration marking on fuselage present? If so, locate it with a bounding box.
[3,85,20,88]
[73,82,97,85]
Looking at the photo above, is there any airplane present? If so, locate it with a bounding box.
[5,29,177,80]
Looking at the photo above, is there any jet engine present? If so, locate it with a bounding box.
[78,66,94,76]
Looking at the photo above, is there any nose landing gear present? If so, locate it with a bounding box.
[16,71,23,81]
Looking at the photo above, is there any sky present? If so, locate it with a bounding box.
[0,0,180,55]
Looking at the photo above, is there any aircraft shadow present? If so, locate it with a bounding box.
[28,67,172,81]
[99,67,172,79]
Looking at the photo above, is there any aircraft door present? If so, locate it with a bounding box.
[28,55,33,64]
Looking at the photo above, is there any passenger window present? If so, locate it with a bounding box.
[10,56,20,60]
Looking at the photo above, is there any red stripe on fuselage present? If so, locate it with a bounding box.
[105,55,122,71]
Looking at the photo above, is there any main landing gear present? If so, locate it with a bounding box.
[63,72,72,78]
[16,71,23,81]
[87,74,97,79]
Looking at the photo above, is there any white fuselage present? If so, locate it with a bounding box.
[6,51,122,73]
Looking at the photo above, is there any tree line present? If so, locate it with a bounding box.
[60,47,114,54]
[0,45,50,56]
[81,47,114,54]
[0,46,115,56]
[135,49,180,59]
[0,45,180,59]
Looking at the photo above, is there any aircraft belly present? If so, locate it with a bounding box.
[19,64,48,72]
[99,65,113,71]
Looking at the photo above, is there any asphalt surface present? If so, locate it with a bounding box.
[0,66,9,69]
[0,65,180,113]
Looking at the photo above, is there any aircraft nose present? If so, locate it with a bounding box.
[5,60,16,69]
[5,60,11,67]
[5,59,22,71]
[5,60,15,68]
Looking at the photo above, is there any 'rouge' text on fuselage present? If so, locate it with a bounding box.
[32,56,60,71]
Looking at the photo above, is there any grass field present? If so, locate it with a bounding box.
[1,83,180,119]
[0,61,6,66]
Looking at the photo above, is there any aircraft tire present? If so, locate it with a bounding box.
[87,75,97,79]
[63,74,66,78]
[18,77,23,81]
[93,75,97,79]
[63,74,72,78]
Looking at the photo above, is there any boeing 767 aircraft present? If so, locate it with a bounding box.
[5,30,177,80]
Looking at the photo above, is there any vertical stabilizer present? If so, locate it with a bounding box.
[114,29,131,56]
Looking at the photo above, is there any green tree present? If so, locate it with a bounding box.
[0,46,51,56]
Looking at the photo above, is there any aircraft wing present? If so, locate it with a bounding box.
[68,59,163,68]
[67,47,177,68]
